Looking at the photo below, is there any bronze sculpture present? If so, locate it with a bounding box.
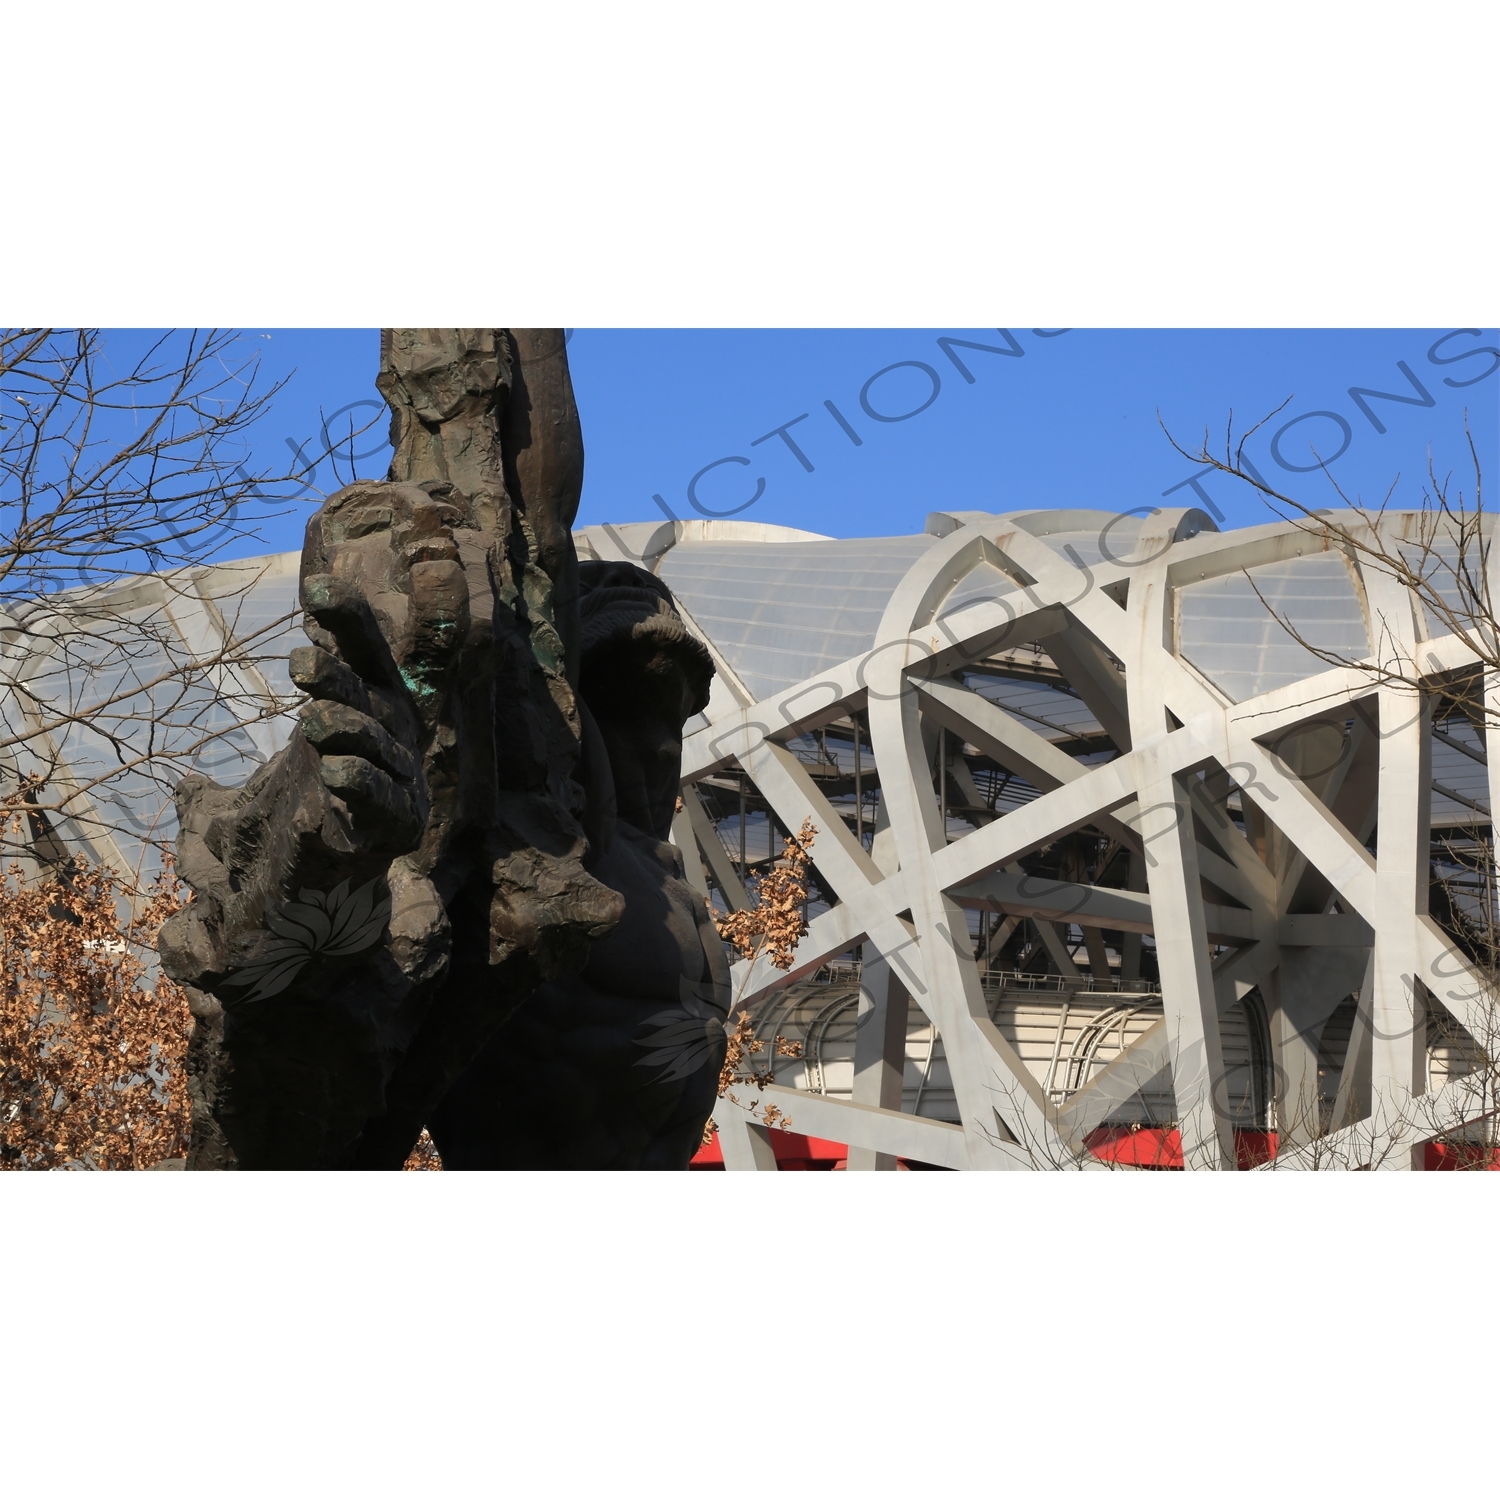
[430,560,730,1168]
[159,330,727,1168]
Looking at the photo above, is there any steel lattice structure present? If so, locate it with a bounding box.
[581,506,1500,1170]
[7,506,1498,1169]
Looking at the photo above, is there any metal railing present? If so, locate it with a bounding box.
[978,968,1162,997]
[803,958,1161,998]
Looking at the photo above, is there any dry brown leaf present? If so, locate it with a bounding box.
[0,814,190,1171]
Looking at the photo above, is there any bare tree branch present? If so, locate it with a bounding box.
[0,329,377,864]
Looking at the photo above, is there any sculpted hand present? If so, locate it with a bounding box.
[290,481,474,861]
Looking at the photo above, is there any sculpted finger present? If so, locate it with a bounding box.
[301,573,398,688]
[289,645,374,716]
[299,701,418,781]
[318,755,420,837]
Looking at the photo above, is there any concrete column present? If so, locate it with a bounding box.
[1083,925,1113,985]
[1137,752,1237,1169]
[846,957,911,1171]
[714,1102,779,1171]
[1330,952,1376,1134]
[1369,687,1432,1168]
[1266,948,1369,1148]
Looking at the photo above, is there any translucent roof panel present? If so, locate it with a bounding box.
[1177,554,1369,703]
[936,559,1020,624]
[12,512,1474,881]
[965,673,1106,744]
[1394,538,1485,642]
[657,536,936,701]
[0,555,306,876]
[206,566,307,701]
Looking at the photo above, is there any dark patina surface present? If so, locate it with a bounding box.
[160,330,726,1168]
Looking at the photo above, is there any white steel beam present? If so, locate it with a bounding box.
[682,509,1495,1171]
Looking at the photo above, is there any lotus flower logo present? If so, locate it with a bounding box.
[633,980,728,1085]
[222,878,391,1003]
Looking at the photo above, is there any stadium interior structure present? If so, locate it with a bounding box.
[5,505,1498,1169]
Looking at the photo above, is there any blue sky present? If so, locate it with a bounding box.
[177,327,1500,559]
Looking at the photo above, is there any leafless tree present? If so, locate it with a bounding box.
[1166,403,1493,714]
[0,329,355,873]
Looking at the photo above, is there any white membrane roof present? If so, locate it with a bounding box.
[2,507,1488,877]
